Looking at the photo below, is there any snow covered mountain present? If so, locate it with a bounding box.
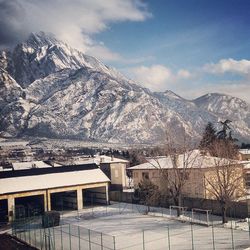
[0,32,249,143]
[193,93,250,142]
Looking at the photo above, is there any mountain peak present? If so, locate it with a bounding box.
[26,31,61,48]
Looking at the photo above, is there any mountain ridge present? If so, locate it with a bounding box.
[0,32,249,143]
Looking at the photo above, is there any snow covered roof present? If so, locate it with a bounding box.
[239,149,250,155]
[98,155,129,164]
[129,150,242,170]
[12,161,52,170]
[72,155,128,165]
[0,168,110,195]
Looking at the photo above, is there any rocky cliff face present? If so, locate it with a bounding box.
[0,32,249,143]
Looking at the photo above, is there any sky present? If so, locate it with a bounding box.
[0,0,250,103]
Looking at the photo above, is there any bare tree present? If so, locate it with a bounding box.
[145,130,199,215]
[203,140,245,223]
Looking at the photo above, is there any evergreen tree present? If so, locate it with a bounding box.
[136,179,160,213]
[217,119,232,140]
[199,122,217,151]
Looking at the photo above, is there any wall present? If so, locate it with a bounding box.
[110,162,127,187]
[204,166,245,200]
[132,168,206,199]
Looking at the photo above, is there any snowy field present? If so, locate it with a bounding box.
[13,203,250,249]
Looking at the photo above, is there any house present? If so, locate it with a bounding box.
[129,150,245,200]
[0,162,110,222]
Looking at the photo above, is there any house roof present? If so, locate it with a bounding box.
[72,155,129,165]
[239,149,250,155]
[0,167,110,195]
[12,161,52,170]
[128,150,242,170]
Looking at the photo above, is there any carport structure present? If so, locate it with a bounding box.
[0,164,110,222]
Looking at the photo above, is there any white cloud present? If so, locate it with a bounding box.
[177,69,192,79]
[204,58,250,75]
[0,0,151,62]
[86,43,122,61]
[128,61,250,103]
[130,65,192,91]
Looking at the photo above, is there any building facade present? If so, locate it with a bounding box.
[129,151,246,201]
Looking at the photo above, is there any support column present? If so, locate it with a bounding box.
[46,190,51,211]
[8,197,15,222]
[77,188,83,210]
[44,193,48,212]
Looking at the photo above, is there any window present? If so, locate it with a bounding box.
[134,172,138,178]
[142,172,149,180]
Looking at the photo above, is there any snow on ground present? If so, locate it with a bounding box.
[11,203,250,249]
[56,203,250,250]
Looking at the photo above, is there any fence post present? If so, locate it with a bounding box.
[78,226,81,250]
[207,211,210,226]
[142,230,145,250]
[28,220,31,244]
[88,229,91,250]
[24,220,27,243]
[167,227,171,250]
[190,222,194,250]
[34,228,37,248]
[211,217,215,250]
[60,224,63,250]
[231,220,235,250]
[52,223,55,250]
[248,218,250,240]
[39,226,42,249]
[68,224,71,250]
[101,232,103,250]
[113,235,116,250]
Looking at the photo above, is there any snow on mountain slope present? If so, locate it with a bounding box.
[154,91,217,135]
[0,67,35,137]
[25,67,191,143]
[0,32,249,143]
[193,93,250,141]
[4,32,128,88]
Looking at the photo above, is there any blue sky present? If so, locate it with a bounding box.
[90,0,250,102]
[1,0,250,102]
[96,0,250,67]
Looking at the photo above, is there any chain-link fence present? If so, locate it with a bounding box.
[11,202,250,250]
